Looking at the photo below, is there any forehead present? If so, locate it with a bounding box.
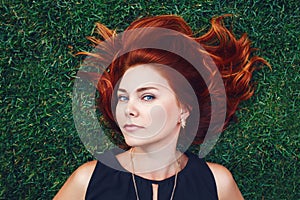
[118,64,172,92]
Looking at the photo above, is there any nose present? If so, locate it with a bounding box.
[125,99,139,117]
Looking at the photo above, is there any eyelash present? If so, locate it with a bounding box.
[142,94,155,101]
[117,95,128,102]
[117,94,156,102]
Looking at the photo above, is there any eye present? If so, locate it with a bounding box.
[142,94,155,101]
[118,95,128,102]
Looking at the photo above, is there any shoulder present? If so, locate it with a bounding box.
[206,162,244,200]
[54,160,98,200]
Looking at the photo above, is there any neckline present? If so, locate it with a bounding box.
[112,149,192,184]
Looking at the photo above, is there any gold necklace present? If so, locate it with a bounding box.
[130,148,180,200]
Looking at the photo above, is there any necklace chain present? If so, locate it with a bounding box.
[130,148,179,200]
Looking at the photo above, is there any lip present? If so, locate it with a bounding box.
[123,124,144,132]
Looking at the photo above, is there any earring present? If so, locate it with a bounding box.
[180,117,186,129]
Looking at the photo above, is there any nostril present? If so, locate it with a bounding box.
[125,101,138,117]
[125,108,136,117]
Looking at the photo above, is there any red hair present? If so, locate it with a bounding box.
[78,15,270,149]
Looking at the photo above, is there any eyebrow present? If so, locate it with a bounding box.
[117,86,159,93]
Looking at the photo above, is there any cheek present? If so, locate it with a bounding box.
[145,105,167,135]
[115,104,125,126]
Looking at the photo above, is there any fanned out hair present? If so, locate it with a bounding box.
[77,15,270,149]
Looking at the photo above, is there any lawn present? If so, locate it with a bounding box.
[1,0,299,199]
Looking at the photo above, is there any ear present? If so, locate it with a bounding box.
[180,104,191,121]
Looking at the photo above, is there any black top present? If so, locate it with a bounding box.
[86,150,218,200]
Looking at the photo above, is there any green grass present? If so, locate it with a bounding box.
[1,0,299,199]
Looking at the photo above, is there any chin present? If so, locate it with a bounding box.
[124,134,161,148]
[124,137,148,147]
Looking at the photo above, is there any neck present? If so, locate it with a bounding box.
[130,145,182,180]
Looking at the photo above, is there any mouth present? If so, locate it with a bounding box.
[123,124,144,132]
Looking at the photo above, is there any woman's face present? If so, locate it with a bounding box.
[115,64,184,149]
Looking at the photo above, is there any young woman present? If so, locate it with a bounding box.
[54,15,269,200]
